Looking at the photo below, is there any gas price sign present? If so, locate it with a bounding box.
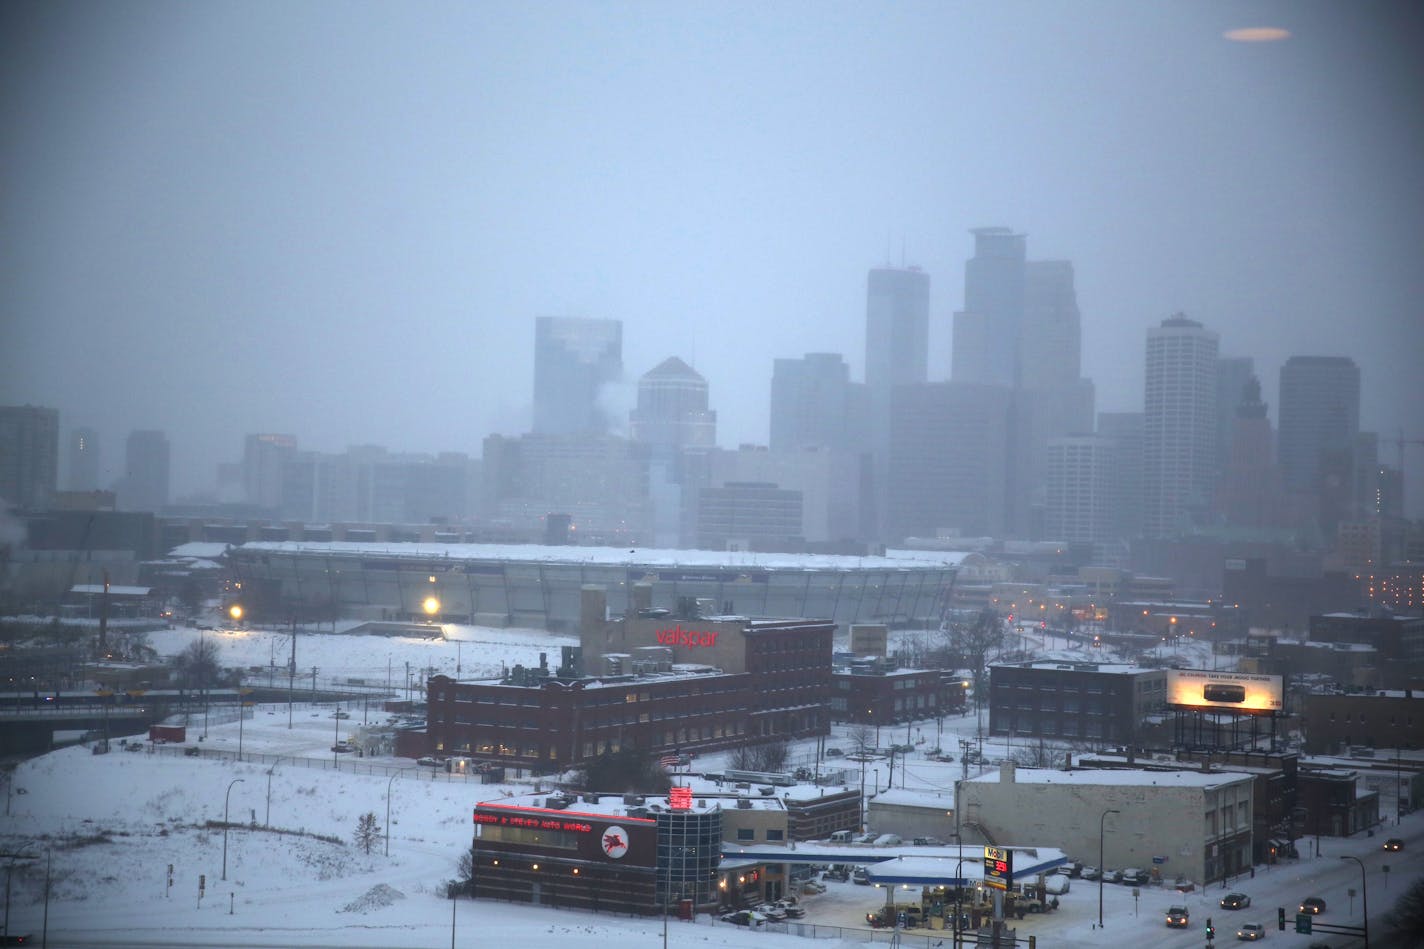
[983,846,1013,891]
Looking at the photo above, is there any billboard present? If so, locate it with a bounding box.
[1166,669,1283,712]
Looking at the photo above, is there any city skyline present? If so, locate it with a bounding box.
[2,3,1421,513]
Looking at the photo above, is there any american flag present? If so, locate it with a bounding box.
[659,752,680,769]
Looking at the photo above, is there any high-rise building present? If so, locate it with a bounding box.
[1143,314,1219,537]
[864,268,930,393]
[1045,435,1116,546]
[1098,411,1145,542]
[950,230,1094,537]
[243,434,297,511]
[770,353,868,453]
[864,267,930,541]
[629,357,716,451]
[885,382,1011,540]
[1278,355,1360,500]
[121,429,170,513]
[533,316,623,436]
[67,427,101,492]
[1214,356,1255,488]
[0,404,60,511]
[952,227,1025,387]
[1213,375,1288,529]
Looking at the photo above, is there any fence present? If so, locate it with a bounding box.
[148,742,508,782]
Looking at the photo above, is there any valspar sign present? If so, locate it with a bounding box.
[655,625,720,647]
[1167,669,1283,712]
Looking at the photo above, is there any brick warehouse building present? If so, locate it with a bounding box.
[425,584,834,768]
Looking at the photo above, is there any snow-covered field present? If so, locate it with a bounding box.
[0,621,1414,947]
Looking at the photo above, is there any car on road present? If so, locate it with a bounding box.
[1237,922,1265,941]
[1383,837,1404,852]
[1299,896,1326,915]
[825,747,845,757]
[1165,905,1190,928]
[331,710,350,719]
[1220,892,1252,910]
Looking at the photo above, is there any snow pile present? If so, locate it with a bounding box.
[340,883,406,914]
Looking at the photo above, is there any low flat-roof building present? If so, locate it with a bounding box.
[987,660,1168,748]
[959,761,1255,885]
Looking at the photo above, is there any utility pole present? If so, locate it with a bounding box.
[287,616,296,730]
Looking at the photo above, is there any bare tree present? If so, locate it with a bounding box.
[848,725,876,757]
[354,811,381,855]
[942,609,1004,711]
[172,636,221,691]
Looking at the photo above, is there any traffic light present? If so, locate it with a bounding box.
[1205,917,1215,941]
[1278,907,1286,931]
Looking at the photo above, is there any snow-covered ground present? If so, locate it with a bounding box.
[1,621,1415,947]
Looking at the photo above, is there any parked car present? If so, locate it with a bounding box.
[1299,896,1326,915]
[801,880,826,895]
[822,866,849,882]
[1236,922,1265,941]
[1220,892,1252,910]
[1166,905,1190,928]
[1106,869,1125,884]
[1383,837,1404,852]
[755,903,786,921]
[851,866,871,885]
[1080,866,1101,881]
[825,747,845,757]
[1120,867,1150,885]
[719,910,766,927]
[331,710,350,719]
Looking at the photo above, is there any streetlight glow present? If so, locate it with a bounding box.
[423,596,441,616]
[228,604,243,621]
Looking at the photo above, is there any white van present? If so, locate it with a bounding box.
[829,830,854,843]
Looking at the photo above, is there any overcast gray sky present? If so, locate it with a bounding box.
[3,1,1421,512]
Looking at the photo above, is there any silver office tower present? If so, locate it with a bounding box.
[1143,314,1219,537]
[532,316,623,435]
[864,267,929,540]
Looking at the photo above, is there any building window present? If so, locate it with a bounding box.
[736,828,755,841]
[767,829,784,841]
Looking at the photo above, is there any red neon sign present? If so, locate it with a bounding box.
[669,786,693,811]
[655,625,719,647]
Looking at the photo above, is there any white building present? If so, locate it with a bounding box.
[958,762,1254,885]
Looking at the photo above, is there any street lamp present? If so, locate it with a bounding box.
[423,595,441,624]
[1338,855,1369,948]
[222,778,245,881]
[385,773,398,857]
[1098,808,1120,928]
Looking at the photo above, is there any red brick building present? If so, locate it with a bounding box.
[425,585,833,769]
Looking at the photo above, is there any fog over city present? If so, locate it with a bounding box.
[2,0,1422,514]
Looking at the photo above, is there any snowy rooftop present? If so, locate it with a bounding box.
[238,540,971,571]
[970,766,1254,790]
[167,541,233,558]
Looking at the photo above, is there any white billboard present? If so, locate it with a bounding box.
[1166,669,1283,712]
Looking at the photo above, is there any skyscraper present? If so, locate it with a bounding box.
[121,429,170,513]
[532,316,623,436]
[1277,356,1361,495]
[1143,314,1219,537]
[1045,435,1116,545]
[952,227,1025,387]
[950,229,1094,537]
[1214,356,1255,488]
[769,353,867,453]
[1098,411,1145,541]
[243,433,297,511]
[67,426,101,492]
[864,267,930,392]
[0,404,59,511]
[864,267,929,541]
[629,357,716,451]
